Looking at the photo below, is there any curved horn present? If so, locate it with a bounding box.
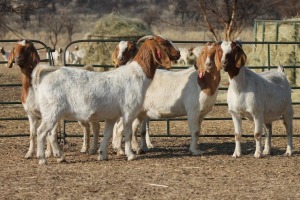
[137,35,155,44]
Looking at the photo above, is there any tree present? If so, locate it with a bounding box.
[196,0,270,41]
[63,14,77,43]
[44,14,65,49]
[0,0,54,36]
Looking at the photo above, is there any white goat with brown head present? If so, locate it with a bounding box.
[111,41,138,67]
[7,41,100,162]
[220,40,293,158]
[21,35,179,164]
[113,42,222,155]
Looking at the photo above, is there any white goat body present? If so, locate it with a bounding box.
[220,41,293,158]
[32,35,180,164]
[113,43,222,155]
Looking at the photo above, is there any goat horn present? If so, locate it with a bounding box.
[137,35,155,44]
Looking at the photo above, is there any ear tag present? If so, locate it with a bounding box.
[157,50,161,59]
[199,71,204,79]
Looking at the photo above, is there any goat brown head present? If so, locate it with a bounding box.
[8,40,40,69]
[136,35,180,69]
[112,41,138,68]
[194,42,222,78]
[220,41,247,77]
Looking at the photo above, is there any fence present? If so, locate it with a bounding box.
[0,39,299,140]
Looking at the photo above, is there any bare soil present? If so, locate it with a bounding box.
[1,65,300,200]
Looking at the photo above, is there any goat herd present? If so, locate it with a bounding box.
[5,35,293,165]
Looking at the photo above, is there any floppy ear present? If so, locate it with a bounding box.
[111,47,119,68]
[214,45,223,70]
[28,44,40,68]
[235,46,247,68]
[7,48,15,68]
[151,42,171,69]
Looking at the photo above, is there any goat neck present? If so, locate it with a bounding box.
[197,67,221,96]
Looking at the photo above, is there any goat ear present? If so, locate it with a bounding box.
[7,48,15,68]
[111,47,118,68]
[214,46,223,70]
[152,44,171,69]
[29,46,40,68]
[235,47,247,68]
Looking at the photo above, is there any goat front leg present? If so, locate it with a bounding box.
[37,121,54,165]
[188,115,203,156]
[231,113,243,158]
[99,120,115,161]
[140,118,154,151]
[89,122,100,155]
[253,116,263,158]
[78,121,90,153]
[47,123,65,163]
[263,123,272,156]
[123,118,136,161]
[112,118,125,155]
[131,118,143,154]
[25,115,38,159]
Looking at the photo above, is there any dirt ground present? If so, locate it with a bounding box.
[1,65,300,200]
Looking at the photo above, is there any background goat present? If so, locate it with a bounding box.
[111,41,138,67]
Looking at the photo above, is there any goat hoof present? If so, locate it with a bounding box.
[99,155,108,161]
[57,156,66,163]
[254,151,263,158]
[134,148,144,155]
[116,149,125,156]
[80,148,88,153]
[25,151,34,159]
[191,149,204,156]
[45,150,53,158]
[232,152,242,158]
[284,151,292,157]
[38,159,47,165]
[262,149,271,156]
[127,154,136,161]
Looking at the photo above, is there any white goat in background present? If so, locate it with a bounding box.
[220,40,293,158]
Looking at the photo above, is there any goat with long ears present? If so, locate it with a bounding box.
[113,42,222,156]
[30,35,179,164]
[112,40,138,67]
[220,40,293,158]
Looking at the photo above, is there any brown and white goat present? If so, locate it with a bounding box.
[111,41,138,67]
[26,35,179,164]
[113,42,222,155]
[7,41,99,161]
[220,41,293,158]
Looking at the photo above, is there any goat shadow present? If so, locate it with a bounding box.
[137,140,292,160]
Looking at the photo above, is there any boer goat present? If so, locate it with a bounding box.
[7,42,99,161]
[111,41,138,67]
[113,42,222,155]
[220,41,293,158]
[24,35,179,164]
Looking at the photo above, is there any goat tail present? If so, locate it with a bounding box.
[277,63,285,73]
